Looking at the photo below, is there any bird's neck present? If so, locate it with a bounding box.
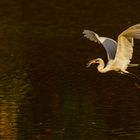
[97,59,109,73]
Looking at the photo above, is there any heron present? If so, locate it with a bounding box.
[83,24,140,78]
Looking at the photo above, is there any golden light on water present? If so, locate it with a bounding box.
[0,100,17,140]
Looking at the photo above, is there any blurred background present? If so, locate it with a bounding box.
[0,0,140,139]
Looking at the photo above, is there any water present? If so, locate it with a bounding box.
[0,0,140,140]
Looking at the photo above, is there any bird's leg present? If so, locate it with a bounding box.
[123,72,140,89]
[86,59,95,68]
[118,70,128,74]
[122,71,140,81]
[127,72,140,81]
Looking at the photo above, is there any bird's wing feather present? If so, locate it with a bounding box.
[101,38,117,60]
[113,24,140,69]
[83,30,117,60]
[83,30,101,43]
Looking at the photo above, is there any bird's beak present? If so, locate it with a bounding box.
[92,60,97,63]
[86,59,96,68]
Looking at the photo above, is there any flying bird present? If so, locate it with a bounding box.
[83,24,140,76]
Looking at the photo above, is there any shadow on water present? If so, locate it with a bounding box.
[0,0,140,140]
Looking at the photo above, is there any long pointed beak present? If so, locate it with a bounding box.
[86,60,96,68]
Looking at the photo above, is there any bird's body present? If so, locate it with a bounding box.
[83,24,140,74]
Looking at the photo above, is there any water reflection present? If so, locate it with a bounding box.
[0,0,140,139]
[0,100,17,140]
[0,69,31,139]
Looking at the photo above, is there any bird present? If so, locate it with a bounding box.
[83,24,140,76]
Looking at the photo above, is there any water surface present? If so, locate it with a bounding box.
[0,0,140,140]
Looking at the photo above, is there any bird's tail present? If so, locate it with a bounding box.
[128,63,139,67]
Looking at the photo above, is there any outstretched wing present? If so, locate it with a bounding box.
[83,30,101,43]
[113,24,140,69]
[83,30,117,60]
[101,38,117,60]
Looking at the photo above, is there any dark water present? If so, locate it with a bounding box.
[0,0,140,140]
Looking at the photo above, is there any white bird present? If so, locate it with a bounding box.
[83,24,140,75]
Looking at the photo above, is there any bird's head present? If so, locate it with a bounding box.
[86,58,102,68]
[91,58,101,64]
